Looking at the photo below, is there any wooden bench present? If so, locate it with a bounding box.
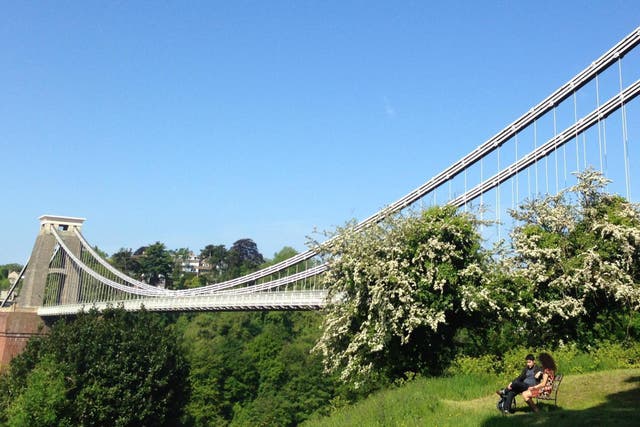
[536,373,563,407]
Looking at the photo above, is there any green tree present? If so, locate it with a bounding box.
[178,312,260,426]
[0,307,189,426]
[200,244,228,279]
[176,311,335,427]
[184,274,206,289]
[262,247,298,267]
[226,239,264,279]
[6,356,70,427]
[197,240,265,281]
[139,242,174,286]
[109,248,140,277]
[313,206,488,386]
[92,246,109,259]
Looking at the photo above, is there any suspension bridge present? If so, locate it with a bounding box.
[4,27,640,319]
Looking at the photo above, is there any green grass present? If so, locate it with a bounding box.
[302,368,640,427]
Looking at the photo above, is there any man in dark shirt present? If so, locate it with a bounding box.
[497,354,543,413]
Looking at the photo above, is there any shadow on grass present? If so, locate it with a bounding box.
[482,376,640,427]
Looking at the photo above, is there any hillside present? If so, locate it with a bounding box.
[303,368,640,427]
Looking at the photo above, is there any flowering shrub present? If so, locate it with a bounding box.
[508,169,640,347]
[312,206,489,386]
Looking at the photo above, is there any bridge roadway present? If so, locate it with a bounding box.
[36,289,328,317]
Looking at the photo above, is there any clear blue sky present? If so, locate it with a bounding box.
[1,1,638,264]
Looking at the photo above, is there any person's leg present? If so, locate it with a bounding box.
[502,381,528,412]
[522,390,539,412]
[509,380,528,394]
[497,380,520,396]
[503,388,520,412]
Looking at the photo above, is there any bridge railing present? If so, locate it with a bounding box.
[37,289,328,317]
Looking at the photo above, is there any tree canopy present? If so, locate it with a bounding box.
[174,311,335,426]
[0,308,189,427]
[313,206,489,386]
[109,248,141,278]
[198,239,265,282]
[139,242,174,286]
[506,169,640,346]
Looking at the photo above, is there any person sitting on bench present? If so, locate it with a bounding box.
[496,353,542,413]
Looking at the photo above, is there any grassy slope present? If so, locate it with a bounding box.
[303,368,640,427]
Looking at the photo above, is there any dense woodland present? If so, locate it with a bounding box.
[0,169,638,426]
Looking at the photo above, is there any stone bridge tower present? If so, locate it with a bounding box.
[0,215,86,368]
[14,215,86,309]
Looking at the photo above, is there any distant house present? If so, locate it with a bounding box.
[181,252,211,275]
[181,252,201,274]
[198,259,212,275]
[8,271,19,286]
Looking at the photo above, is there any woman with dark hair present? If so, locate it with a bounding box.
[522,352,557,412]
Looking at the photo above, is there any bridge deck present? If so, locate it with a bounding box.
[37,290,328,316]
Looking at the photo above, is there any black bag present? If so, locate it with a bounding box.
[496,392,516,413]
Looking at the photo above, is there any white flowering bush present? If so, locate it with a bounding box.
[312,206,489,386]
[508,168,640,346]
[310,170,638,389]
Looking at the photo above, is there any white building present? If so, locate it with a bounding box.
[181,252,202,274]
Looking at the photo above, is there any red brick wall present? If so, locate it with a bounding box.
[0,311,48,369]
